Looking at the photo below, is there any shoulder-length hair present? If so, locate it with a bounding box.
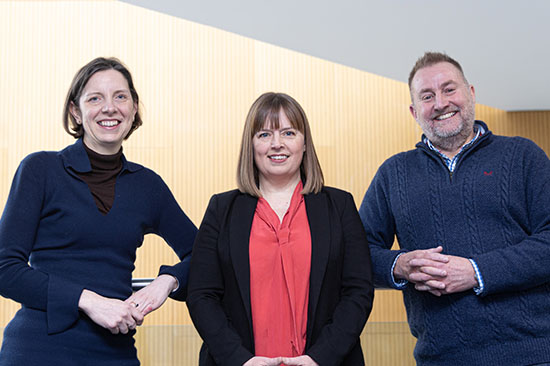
[237,92,324,197]
[62,57,142,139]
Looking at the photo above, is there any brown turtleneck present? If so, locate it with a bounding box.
[77,143,123,215]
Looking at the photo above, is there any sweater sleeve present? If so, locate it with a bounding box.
[150,174,197,301]
[472,139,550,295]
[0,154,84,334]
[359,164,407,289]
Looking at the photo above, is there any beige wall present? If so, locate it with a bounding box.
[0,0,549,363]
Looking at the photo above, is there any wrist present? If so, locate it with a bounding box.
[78,289,96,312]
[393,253,407,280]
[157,274,178,292]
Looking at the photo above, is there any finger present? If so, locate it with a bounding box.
[130,307,144,324]
[419,265,447,277]
[119,322,129,334]
[426,246,443,253]
[424,279,446,289]
[414,283,432,291]
[143,303,156,316]
[409,272,441,284]
[409,258,447,268]
[424,252,449,262]
[281,357,301,365]
[428,289,442,296]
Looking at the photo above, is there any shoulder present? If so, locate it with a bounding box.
[120,158,164,185]
[367,149,419,186]
[18,150,59,174]
[311,186,357,212]
[320,186,353,200]
[209,189,254,210]
[486,134,548,160]
[201,189,256,226]
[379,149,418,170]
[212,189,243,200]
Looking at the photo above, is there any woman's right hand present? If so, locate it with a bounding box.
[78,289,144,334]
[243,356,283,366]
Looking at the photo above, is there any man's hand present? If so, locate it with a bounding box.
[396,247,479,296]
[394,246,449,295]
[430,255,478,294]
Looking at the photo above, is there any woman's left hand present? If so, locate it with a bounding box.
[280,356,319,366]
[125,275,178,316]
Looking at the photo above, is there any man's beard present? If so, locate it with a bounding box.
[423,103,475,153]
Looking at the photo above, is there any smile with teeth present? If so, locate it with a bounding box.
[98,120,120,127]
[435,112,457,121]
[269,154,289,161]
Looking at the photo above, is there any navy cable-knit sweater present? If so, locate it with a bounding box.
[0,139,197,365]
[359,121,550,365]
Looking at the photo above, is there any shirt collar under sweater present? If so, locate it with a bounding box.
[416,120,492,171]
[423,122,486,172]
[59,138,142,174]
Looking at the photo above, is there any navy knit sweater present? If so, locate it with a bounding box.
[0,139,197,365]
[359,121,550,365]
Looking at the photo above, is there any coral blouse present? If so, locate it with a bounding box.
[249,182,312,359]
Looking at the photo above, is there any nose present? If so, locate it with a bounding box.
[434,93,449,111]
[270,132,282,148]
[101,100,116,114]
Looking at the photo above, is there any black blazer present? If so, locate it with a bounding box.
[187,187,374,366]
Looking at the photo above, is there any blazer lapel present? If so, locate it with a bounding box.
[304,191,331,342]
[229,193,258,335]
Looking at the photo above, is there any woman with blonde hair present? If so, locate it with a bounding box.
[187,92,374,366]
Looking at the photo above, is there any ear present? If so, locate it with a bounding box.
[132,101,138,121]
[469,84,476,104]
[409,103,418,120]
[69,102,82,124]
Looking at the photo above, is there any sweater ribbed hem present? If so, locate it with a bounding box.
[416,337,550,366]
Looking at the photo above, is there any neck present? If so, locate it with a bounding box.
[259,175,301,223]
[259,174,301,199]
[83,137,122,155]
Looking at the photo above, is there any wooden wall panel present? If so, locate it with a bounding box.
[0,1,549,364]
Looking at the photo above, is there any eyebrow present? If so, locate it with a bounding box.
[258,126,296,132]
[417,80,457,95]
[84,89,130,96]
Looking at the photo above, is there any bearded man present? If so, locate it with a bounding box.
[359,52,550,366]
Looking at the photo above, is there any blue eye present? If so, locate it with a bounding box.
[116,94,128,100]
[88,96,100,102]
[258,132,270,138]
[421,94,433,101]
[283,130,296,137]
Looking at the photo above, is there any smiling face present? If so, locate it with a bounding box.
[252,110,305,187]
[70,69,137,154]
[409,62,476,152]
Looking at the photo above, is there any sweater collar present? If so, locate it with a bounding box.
[416,120,492,153]
[59,138,143,174]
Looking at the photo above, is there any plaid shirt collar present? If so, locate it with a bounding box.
[423,123,486,172]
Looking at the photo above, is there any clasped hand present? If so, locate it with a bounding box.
[78,275,178,334]
[394,246,478,296]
